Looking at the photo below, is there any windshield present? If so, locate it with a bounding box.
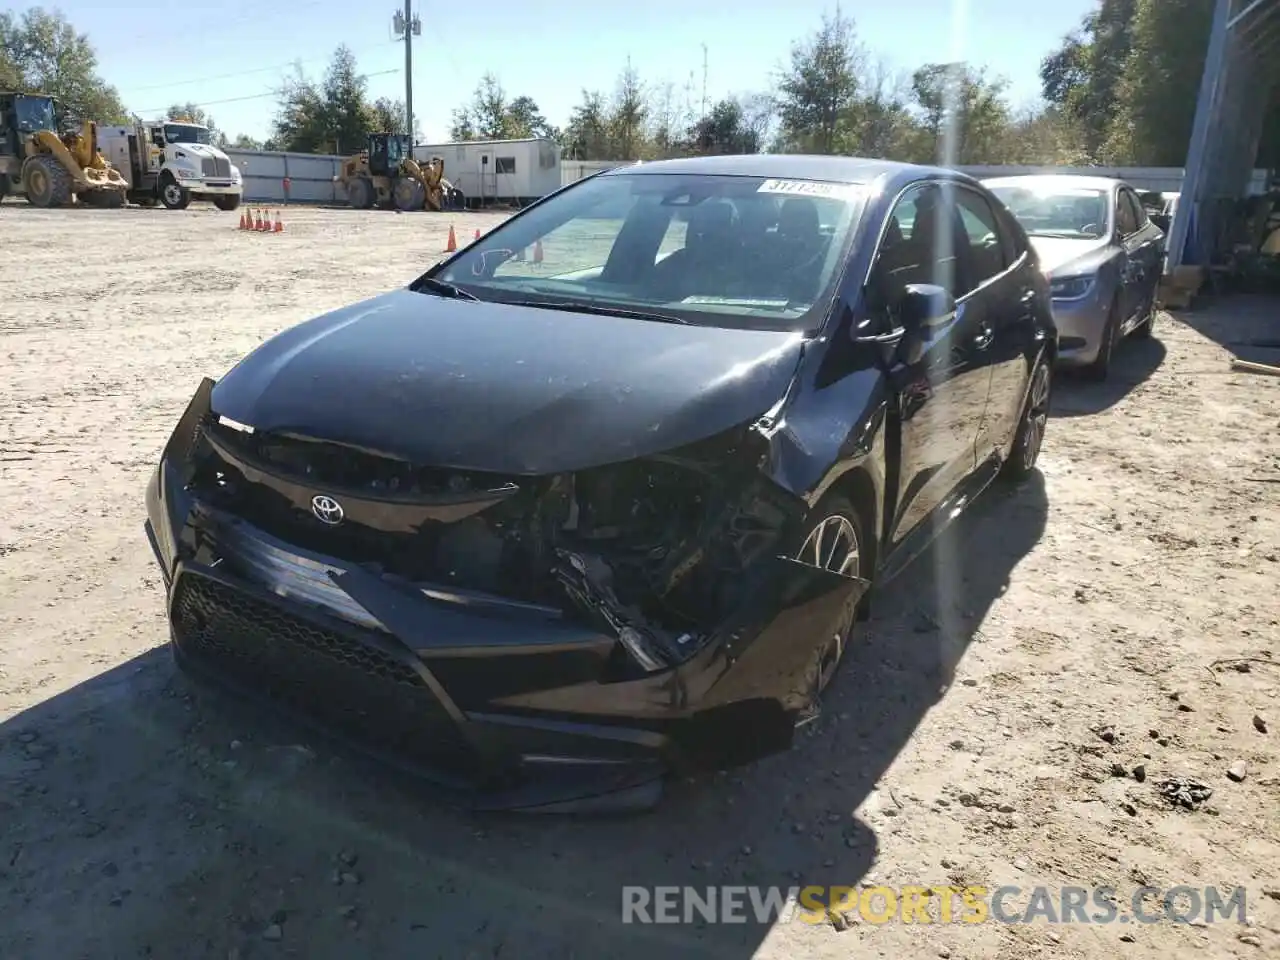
[988,184,1109,240]
[432,172,866,331]
[164,123,212,145]
[14,96,56,134]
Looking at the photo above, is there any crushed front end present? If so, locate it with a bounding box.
[144,379,867,812]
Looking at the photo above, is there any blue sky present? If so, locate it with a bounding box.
[46,0,1094,143]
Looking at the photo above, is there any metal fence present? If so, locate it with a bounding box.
[223,149,344,204]
[221,146,1273,204]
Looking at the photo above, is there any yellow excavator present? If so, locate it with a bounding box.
[334,132,447,211]
[0,92,129,207]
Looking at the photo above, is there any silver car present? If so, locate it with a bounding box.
[983,175,1164,381]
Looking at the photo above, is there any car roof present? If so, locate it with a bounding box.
[602,153,972,187]
[982,173,1123,192]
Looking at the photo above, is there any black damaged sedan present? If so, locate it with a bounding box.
[145,155,1057,812]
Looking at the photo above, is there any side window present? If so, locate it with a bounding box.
[869,183,961,309]
[495,156,516,174]
[1123,189,1148,229]
[955,188,1008,295]
[1115,191,1139,235]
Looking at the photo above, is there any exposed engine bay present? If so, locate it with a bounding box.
[190,417,806,671]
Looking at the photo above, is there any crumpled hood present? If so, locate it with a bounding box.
[1029,236,1112,276]
[210,289,806,475]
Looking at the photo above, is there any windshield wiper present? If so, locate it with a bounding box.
[507,299,689,325]
[413,277,479,301]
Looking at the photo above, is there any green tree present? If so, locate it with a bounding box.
[321,44,374,154]
[165,103,217,134]
[608,60,648,160]
[270,66,330,153]
[1040,0,1137,160]
[906,63,1011,164]
[506,95,555,139]
[774,9,861,154]
[227,133,262,150]
[563,90,611,159]
[1105,0,1217,164]
[0,7,127,122]
[370,96,407,135]
[448,75,554,141]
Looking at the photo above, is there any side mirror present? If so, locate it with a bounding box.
[852,282,956,365]
[471,248,514,277]
[898,282,956,333]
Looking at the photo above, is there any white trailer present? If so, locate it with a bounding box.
[413,138,560,208]
[97,120,243,211]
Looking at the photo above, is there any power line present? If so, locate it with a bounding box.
[119,40,400,94]
[133,69,400,115]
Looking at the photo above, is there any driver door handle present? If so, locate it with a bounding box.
[974,324,994,350]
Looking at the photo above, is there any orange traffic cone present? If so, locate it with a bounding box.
[474,228,481,241]
[273,210,283,233]
[259,209,271,232]
[445,224,457,252]
[533,239,544,266]
[252,210,261,231]
[238,211,246,230]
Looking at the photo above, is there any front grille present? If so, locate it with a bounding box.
[172,574,472,774]
[201,157,231,178]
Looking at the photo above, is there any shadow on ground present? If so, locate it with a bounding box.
[1167,292,1280,366]
[0,476,1047,960]
[1050,331,1167,418]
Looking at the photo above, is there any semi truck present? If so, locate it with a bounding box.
[96,119,243,210]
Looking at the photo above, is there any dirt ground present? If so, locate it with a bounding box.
[1,198,1278,960]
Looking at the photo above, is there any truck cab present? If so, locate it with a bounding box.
[96,120,244,211]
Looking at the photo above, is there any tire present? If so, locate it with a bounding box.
[393,177,425,212]
[347,178,374,210]
[1001,356,1052,483]
[0,172,9,201]
[23,155,72,208]
[213,194,242,212]
[159,175,191,210]
[791,494,866,719]
[1082,297,1120,381]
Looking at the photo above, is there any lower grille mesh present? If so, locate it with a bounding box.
[172,575,470,773]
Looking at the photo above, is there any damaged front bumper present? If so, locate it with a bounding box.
[144,380,868,813]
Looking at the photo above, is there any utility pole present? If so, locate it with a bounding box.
[393,2,421,143]
[700,43,708,119]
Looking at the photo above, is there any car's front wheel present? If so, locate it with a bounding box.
[1083,297,1120,381]
[793,494,865,721]
[1001,356,1052,482]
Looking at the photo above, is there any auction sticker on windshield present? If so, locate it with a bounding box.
[757,179,861,200]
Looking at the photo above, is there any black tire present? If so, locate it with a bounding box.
[393,177,425,212]
[347,178,374,210]
[159,175,191,210]
[791,493,867,715]
[1082,297,1120,381]
[1001,356,1052,483]
[0,172,9,201]
[213,194,242,212]
[23,155,72,208]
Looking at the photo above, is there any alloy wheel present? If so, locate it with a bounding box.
[1022,363,1051,471]
[797,513,861,697]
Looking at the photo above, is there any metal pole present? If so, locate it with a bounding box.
[1167,0,1232,271]
[404,0,414,146]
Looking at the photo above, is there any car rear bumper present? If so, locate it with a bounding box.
[143,382,866,813]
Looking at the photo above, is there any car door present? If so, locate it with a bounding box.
[1112,186,1147,324]
[953,184,1029,465]
[869,181,996,548]
[1120,186,1163,320]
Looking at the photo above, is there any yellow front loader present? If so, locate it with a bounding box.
[0,92,128,208]
[334,132,447,212]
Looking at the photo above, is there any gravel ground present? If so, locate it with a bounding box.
[1,198,1278,960]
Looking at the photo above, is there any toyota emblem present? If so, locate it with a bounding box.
[311,494,344,525]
